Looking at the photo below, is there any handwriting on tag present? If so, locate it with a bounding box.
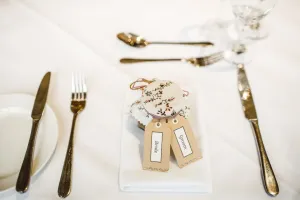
[143,119,171,172]
[169,115,202,168]
[150,132,163,162]
[174,127,193,157]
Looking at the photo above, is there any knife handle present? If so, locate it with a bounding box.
[16,120,39,193]
[250,120,279,197]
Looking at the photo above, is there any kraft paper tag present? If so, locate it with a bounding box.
[168,116,202,168]
[143,119,172,172]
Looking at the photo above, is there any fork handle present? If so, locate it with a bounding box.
[58,113,78,198]
[120,58,182,64]
[250,120,279,196]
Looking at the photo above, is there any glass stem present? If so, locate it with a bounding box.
[250,22,260,30]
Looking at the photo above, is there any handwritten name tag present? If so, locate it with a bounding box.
[174,127,193,157]
[151,132,163,162]
[169,116,202,168]
[143,119,171,172]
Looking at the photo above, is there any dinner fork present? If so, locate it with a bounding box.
[58,73,87,198]
[120,52,224,67]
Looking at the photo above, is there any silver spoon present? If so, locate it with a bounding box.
[117,32,214,48]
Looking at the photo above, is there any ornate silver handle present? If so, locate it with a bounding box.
[250,119,279,196]
[58,113,78,198]
[16,120,39,193]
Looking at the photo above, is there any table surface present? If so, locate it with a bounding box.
[0,0,299,199]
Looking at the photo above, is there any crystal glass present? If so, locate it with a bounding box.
[230,0,277,40]
[223,0,277,64]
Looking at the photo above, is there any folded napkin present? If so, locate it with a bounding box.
[119,87,212,193]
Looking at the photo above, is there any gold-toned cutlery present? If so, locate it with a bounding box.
[237,64,279,197]
[58,73,87,198]
[117,32,214,48]
[16,72,51,193]
[120,52,224,67]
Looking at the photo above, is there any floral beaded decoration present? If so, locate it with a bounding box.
[130,78,190,121]
[129,78,201,171]
[141,79,187,118]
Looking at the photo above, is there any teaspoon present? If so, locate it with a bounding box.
[117,32,214,48]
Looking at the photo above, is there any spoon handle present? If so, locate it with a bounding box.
[149,41,213,46]
[120,58,182,64]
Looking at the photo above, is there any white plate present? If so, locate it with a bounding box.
[0,94,58,195]
[119,86,212,193]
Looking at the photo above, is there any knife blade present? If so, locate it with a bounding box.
[237,64,257,120]
[237,64,279,196]
[16,72,51,193]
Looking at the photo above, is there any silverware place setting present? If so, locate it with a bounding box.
[117,32,247,67]
[9,65,279,198]
[8,72,87,198]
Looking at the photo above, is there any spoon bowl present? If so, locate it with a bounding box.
[117,32,148,47]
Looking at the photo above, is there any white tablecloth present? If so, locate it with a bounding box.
[0,0,299,199]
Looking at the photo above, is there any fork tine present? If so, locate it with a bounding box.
[72,73,75,100]
[78,73,83,100]
[204,52,223,63]
[75,72,80,100]
[74,73,77,100]
[196,52,223,66]
[207,53,223,61]
[79,73,84,100]
[82,74,87,99]
[206,52,223,60]
[77,73,81,100]
[208,55,223,64]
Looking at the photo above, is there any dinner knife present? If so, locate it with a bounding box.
[237,64,279,196]
[16,72,51,193]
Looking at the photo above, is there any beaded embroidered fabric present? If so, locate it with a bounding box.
[130,79,191,125]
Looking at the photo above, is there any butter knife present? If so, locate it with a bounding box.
[237,64,279,196]
[16,72,51,193]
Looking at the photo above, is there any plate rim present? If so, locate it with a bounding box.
[0,93,58,195]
